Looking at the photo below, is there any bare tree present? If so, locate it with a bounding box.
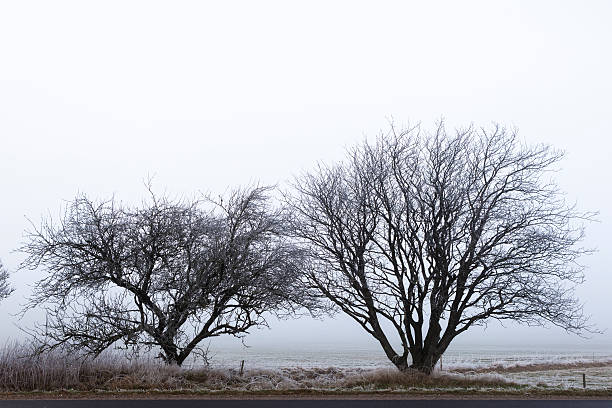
[0,259,13,302]
[288,122,593,374]
[20,185,316,365]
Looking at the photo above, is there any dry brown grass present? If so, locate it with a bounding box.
[342,368,512,389]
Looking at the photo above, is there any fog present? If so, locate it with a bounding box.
[0,0,611,350]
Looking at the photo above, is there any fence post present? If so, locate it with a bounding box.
[582,373,586,389]
[240,360,245,376]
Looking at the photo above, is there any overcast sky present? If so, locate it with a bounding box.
[0,0,611,350]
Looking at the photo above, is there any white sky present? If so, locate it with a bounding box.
[0,0,611,350]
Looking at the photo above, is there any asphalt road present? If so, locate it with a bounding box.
[1,401,611,408]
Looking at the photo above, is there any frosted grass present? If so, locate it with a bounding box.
[1,341,609,391]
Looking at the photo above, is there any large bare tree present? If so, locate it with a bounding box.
[21,185,315,365]
[288,123,593,374]
[0,259,13,302]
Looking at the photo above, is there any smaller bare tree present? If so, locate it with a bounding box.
[0,259,14,302]
[20,185,316,365]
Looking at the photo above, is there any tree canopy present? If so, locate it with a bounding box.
[287,123,592,373]
[21,185,316,365]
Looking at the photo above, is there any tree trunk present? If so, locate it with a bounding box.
[390,354,410,372]
[160,347,182,366]
[408,351,441,375]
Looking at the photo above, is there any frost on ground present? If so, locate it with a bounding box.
[447,360,612,390]
[448,358,612,374]
[494,366,612,390]
[181,367,516,392]
[0,343,610,392]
